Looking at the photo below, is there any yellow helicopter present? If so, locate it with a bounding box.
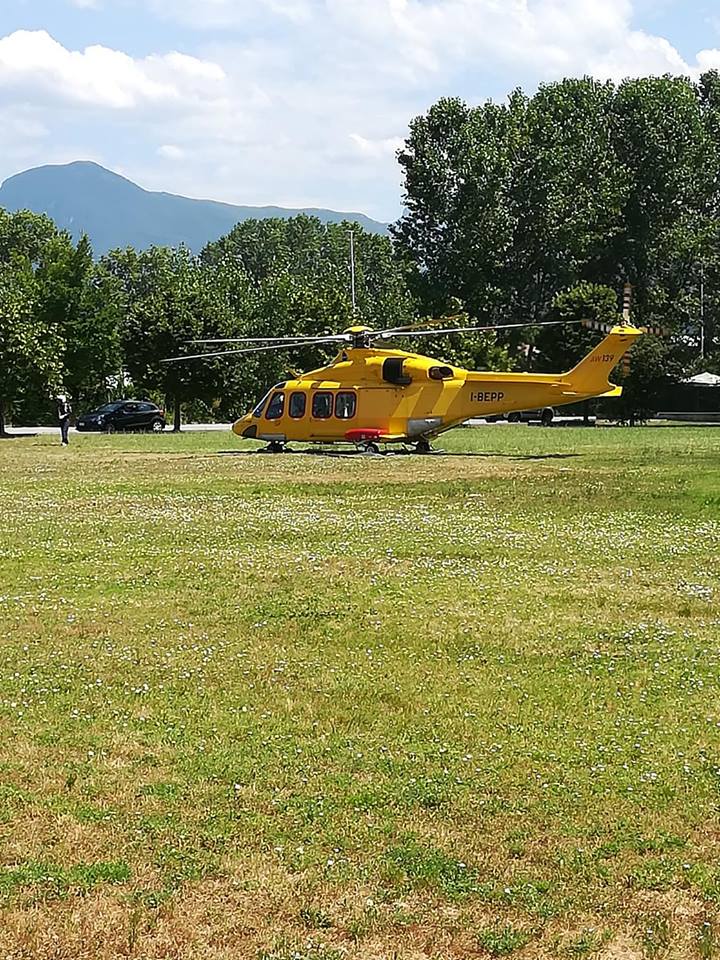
[165,316,643,453]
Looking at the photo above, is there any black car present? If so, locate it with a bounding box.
[486,407,555,425]
[507,407,555,425]
[77,400,166,433]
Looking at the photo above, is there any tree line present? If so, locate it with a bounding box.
[0,214,415,433]
[392,72,720,413]
[2,72,719,433]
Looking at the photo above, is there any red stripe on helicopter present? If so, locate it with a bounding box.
[345,428,383,443]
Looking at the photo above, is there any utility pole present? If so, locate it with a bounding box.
[348,229,356,314]
[700,263,705,359]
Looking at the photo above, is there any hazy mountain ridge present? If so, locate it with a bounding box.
[0,161,388,256]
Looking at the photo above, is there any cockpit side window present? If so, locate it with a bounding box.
[253,382,286,418]
[265,391,285,419]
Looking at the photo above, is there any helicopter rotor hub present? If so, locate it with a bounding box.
[351,333,372,349]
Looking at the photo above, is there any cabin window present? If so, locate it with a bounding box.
[429,365,454,380]
[289,392,306,418]
[335,391,356,419]
[265,391,285,419]
[311,392,333,419]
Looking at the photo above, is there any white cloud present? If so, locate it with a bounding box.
[0,30,225,110]
[349,134,404,159]
[158,143,185,159]
[2,2,720,220]
[148,0,313,26]
[696,48,720,72]
[162,0,717,218]
[317,0,713,83]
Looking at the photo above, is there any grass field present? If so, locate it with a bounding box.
[0,425,719,959]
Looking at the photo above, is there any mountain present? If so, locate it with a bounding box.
[0,161,388,255]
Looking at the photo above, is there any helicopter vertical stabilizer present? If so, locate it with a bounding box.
[563,325,643,397]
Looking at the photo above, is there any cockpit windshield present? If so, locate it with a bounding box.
[252,390,272,418]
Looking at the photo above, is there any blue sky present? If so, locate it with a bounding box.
[1,0,719,222]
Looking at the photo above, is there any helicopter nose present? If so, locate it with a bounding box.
[232,414,252,437]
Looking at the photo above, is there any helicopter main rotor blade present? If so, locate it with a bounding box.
[376,319,586,340]
[161,336,348,363]
[376,314,464,337]
[187,335,347,344]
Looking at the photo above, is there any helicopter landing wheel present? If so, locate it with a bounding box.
[359,441,380,455]
[262,440,286,454]
[415,438,433,454]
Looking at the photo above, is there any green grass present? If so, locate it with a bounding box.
[477,924,530,956]
[0,425,718,958]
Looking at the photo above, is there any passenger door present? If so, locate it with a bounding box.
[137,402,157,428]
[119,402,141,430]
[309,390,335,438]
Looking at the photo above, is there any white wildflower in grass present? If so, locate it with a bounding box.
[0,427,718,955]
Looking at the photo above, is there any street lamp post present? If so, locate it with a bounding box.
[700,263,705,359]
[348,229,356,314]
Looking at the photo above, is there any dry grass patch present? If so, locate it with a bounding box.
[0,427,719,957]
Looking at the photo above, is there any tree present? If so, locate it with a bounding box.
[107,245,233,431]
[535,282,620,372]
[0,209,59,265]
[0,256,63,435]
[29,232,123,409]
[610,75,708,295]
[202,215,415,328]
[67,259,125,405]
[392,95,525,320]
[201,215,417,411]
[394,74,720,385]
[610,335,684,423]
[0,210,73,431]
[510,79,628,308]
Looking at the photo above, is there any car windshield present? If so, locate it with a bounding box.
[94,403,123,414]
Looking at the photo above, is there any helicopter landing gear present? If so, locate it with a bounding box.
[262,440,287,454]
[358,441,380,455]
[414,438,433,454]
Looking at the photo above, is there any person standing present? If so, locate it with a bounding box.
[56,394,72,446]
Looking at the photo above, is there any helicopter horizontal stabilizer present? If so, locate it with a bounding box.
[559,384,622,398]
